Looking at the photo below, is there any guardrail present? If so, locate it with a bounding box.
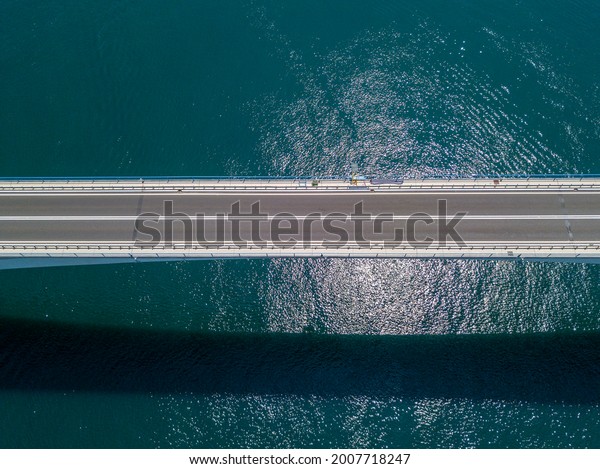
[2,243,599,263]
[2,178,600,192]
[1,242,599,252]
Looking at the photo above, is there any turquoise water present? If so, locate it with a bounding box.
[1,0,600,448]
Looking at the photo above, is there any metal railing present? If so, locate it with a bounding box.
[2,176,600,193]
[1,242,599,254]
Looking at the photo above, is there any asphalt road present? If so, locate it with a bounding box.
[1,190,599,245]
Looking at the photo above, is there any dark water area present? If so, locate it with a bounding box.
[2,317,600,404]
[1,0,600,448]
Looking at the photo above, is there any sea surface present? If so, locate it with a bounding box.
[1,0,600,448]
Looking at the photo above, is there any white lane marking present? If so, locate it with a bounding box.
[0,215,600,221]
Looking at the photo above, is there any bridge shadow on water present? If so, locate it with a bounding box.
[0,318,599,404]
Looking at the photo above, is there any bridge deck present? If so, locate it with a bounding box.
[1,178,599,266]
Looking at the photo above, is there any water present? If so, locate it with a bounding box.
[1,0,600,448]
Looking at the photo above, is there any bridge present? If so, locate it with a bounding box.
[1,176,600,269]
